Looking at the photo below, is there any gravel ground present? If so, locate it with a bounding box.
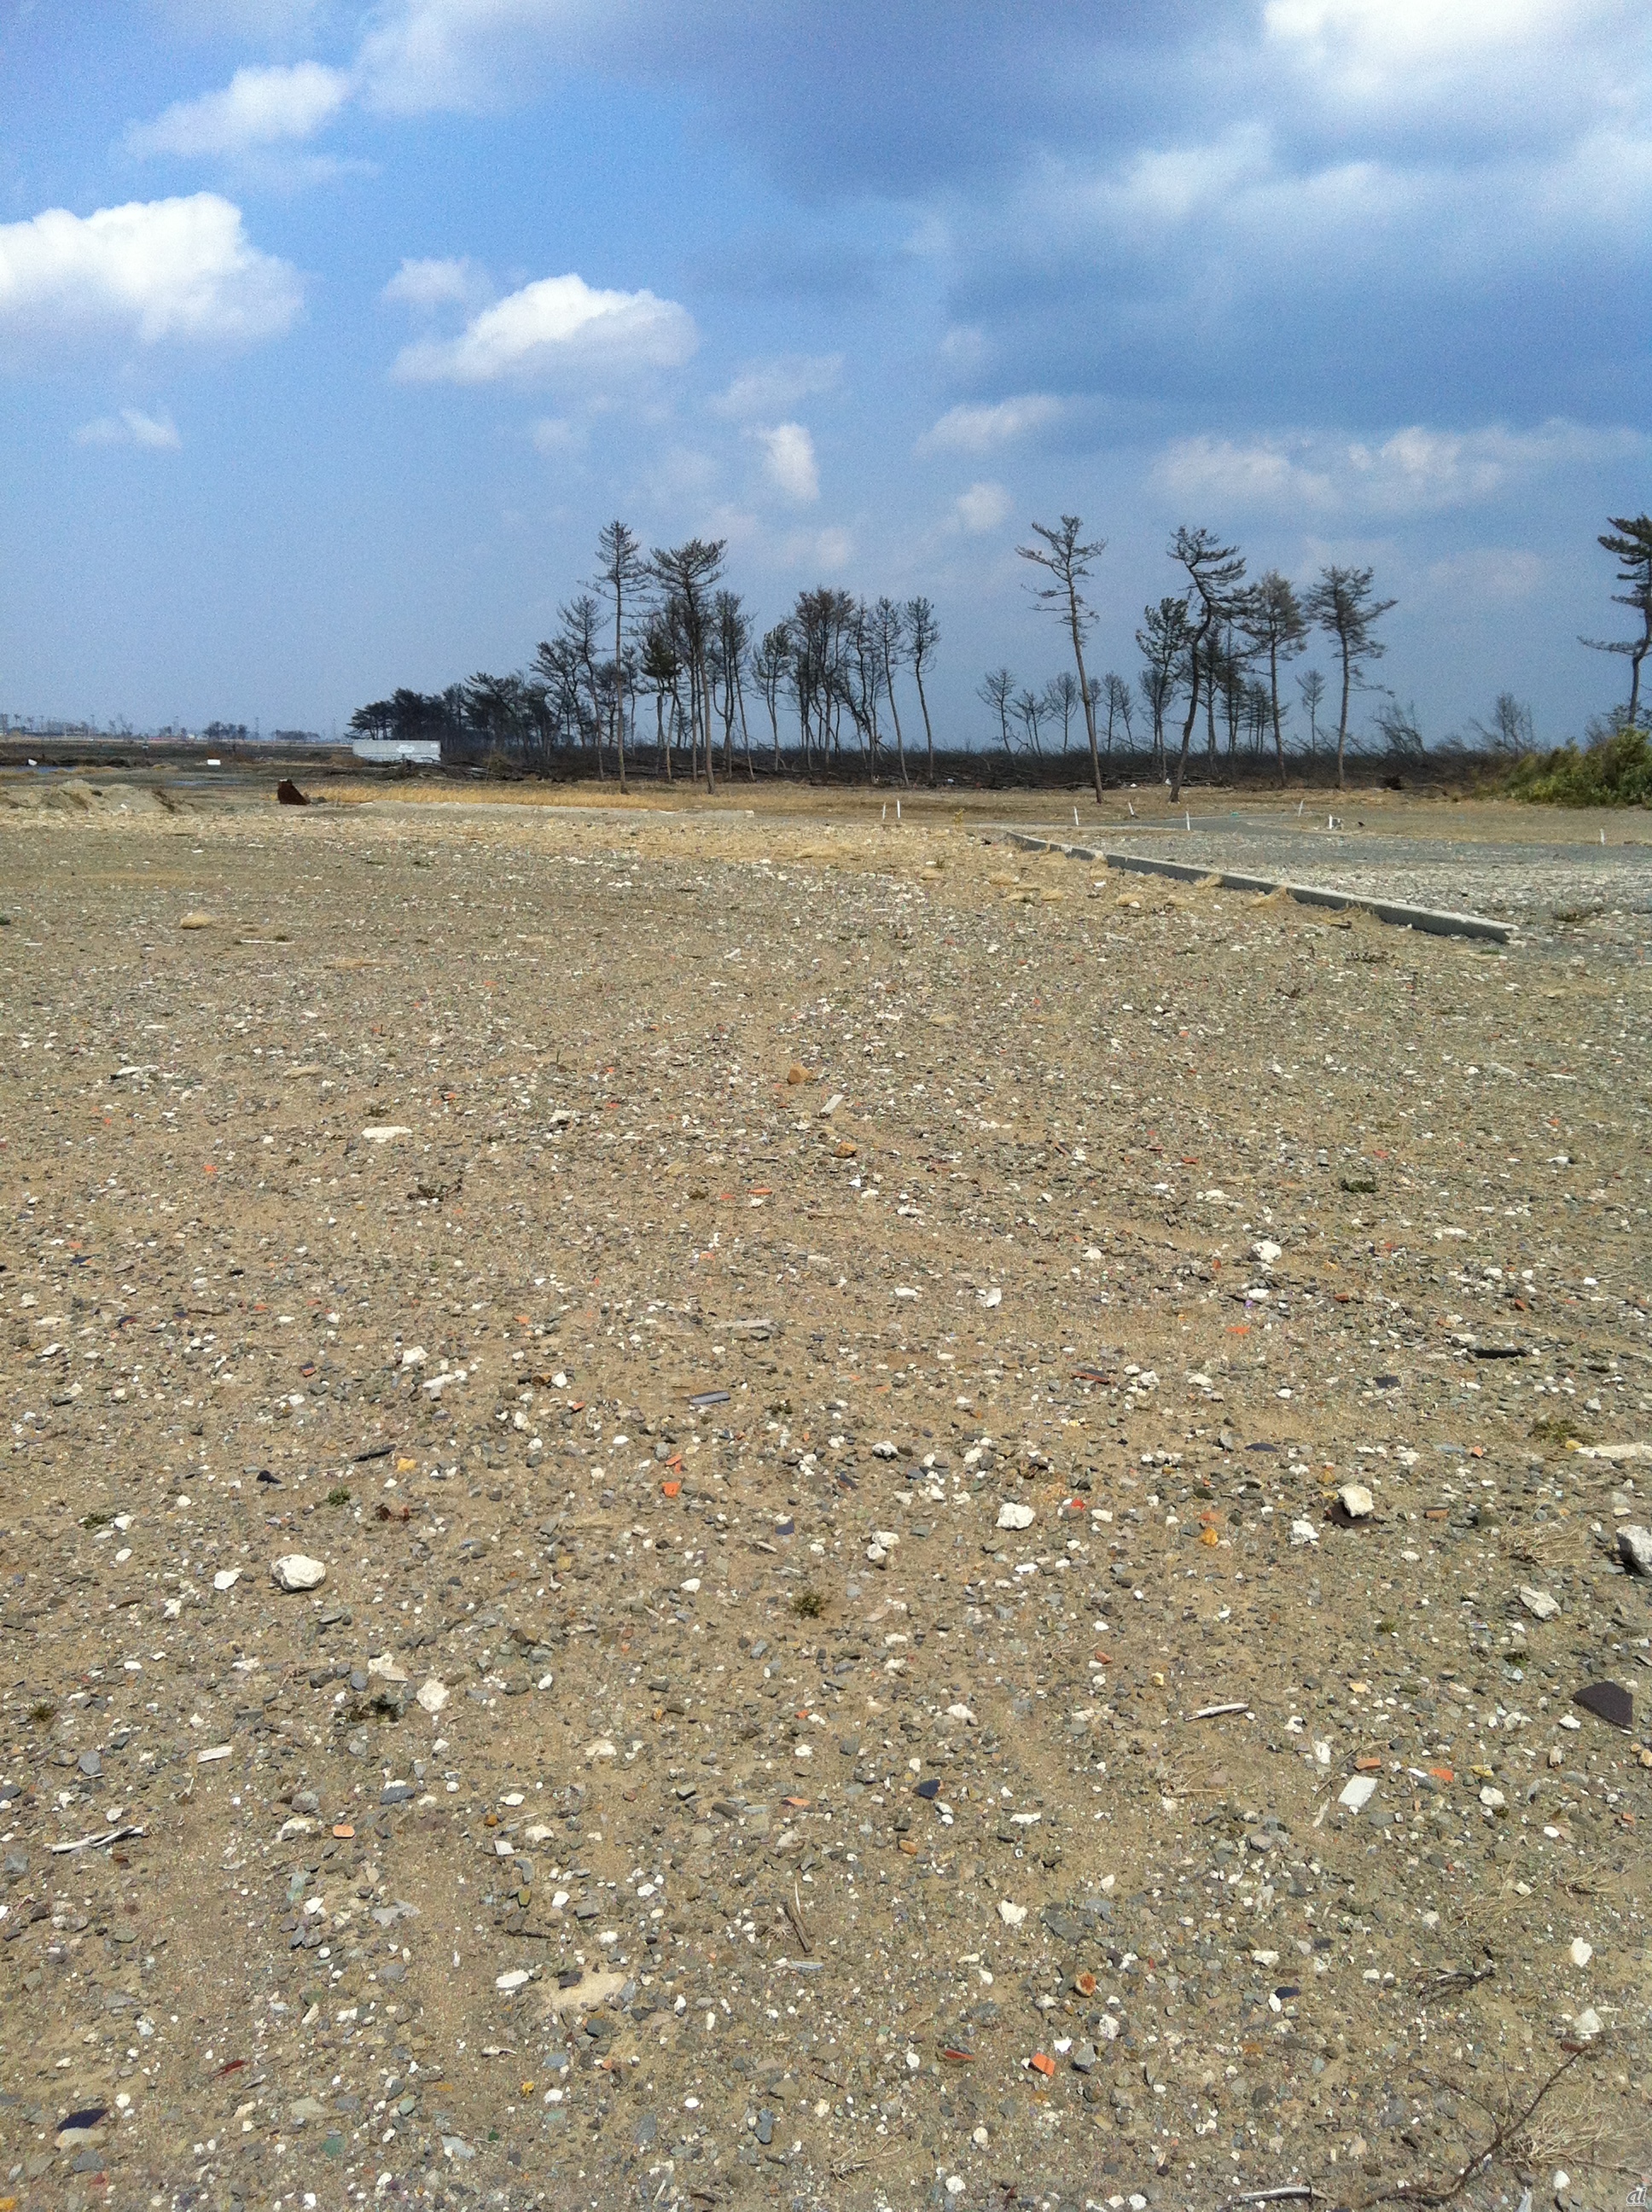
[1013,812,1652,951]
[2,782,1649,2212]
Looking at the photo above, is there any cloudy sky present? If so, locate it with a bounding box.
[2,0,1648,744]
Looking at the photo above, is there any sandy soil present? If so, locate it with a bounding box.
[1,776,1649,2212]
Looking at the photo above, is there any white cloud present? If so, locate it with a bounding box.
[392,270,695,382]
[382,254,491,310]
[75,406,182,451]
[954,480,1012,533]
[711,352,841,420]
[0,195,303,357]
[128,62,352,159]
[753,421,818,503]
[1425,548,1546,604]
[1155,419,1646,518]
[919,393,1065,456]
[357,0,595,114]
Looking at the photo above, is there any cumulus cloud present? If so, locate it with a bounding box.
[1154,419,1646,518]
[392,270,695,382]
[381,254,491,310]
[953,480,1012,533]
[0,195,302,358]
[711,352,840,420]
[128,61,353,158]
[752,421,819,503]
[75,406,182,451]
[918,393,1065,456]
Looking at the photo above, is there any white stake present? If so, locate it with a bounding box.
[1073,806,1079,828]
[896,800,901,821]
[1297,798,1304,816]
[1185,810,1191,831]
[881,802,887,823]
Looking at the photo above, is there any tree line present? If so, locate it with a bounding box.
[351,525,943,795]
[349,508,1651,797]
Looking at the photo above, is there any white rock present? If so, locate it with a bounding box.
[997,1501,1036,1531]
[946,1703,977,1725]
[212,1568,241,1592]
[416,1678,448,1715]
[400,1346,427,1369]
[494,1969,532,1994]
[977,1287,1002,1308]
[197,1744,232,1764]
[998,1900,1027,1927]
[1617,1524,1652,1576]
[1337,1483,1375,1520]
[1569,1937,1593,1968]
[1573,2006,1603,2040]
[871,1441,898,1458]
[1520,1586,1560,1621]
[1252,1238,1283,1266]
[270,1553,326,1592]
[1338,1775,1377,1810]
[361,1125,412,1143]
[277,1816,314,1841]
[1480,1785,1506,1809]
[368,1652,407,1683]
[584,1738,617,1763]
[1290,1518,1318,1546]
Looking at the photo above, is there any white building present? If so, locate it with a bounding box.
[351,738,441,765]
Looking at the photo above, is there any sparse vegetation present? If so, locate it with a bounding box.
[1509,725,1651,806]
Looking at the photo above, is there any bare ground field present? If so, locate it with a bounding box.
[1,773,1649,2212]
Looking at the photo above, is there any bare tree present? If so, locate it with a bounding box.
[1295,666,1325,763]
[1101,671,1133,760]
[905,597,939,785]
[1303,563,1395,789]
[752,623,791,771]
[592,520,645,792]
[1044,670,1081,753]
[870,597,910,786]
[649,538,725,792]
[1014,686,1045,757]
[1166,528,1246,802]
[979,667,1016,753]
[1016,515,1107,802]
[1238,569,1307,788]
[638,614,680,780]
[1468,690,1534,757]
[1373,696,1425,762]
[1137,595,1192,779]
[1582,512,1652,726]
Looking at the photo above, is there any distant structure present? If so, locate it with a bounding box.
[351,736,441,765]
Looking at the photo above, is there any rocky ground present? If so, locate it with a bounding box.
[1,776,1649,2212]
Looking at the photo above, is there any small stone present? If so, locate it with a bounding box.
[998,1900,1027,1927]
[1568,1937,1592,1968]
[755,2109,774,2145]
[1290,1518,1318,1545]
[1520,1586,1560,1621]
[1338,1775,1377,1810]
[1252,1238,1283,1266]
[77,1749,102,1778]
[271,1553,327,1592]
[380,1781,415,1805]
[495,1969,532,1993]
[1337,1483,1375,1521]
[212,1568,241,1592]
[416,1678,448,1714]
[997,1501,1035,1531]
[1572,2007,1603,2040]
[1071,2040,1097,2073]
[1479,1785,1505,1808]
[361,1125,413,1144]
[1617,1524,1652,1576]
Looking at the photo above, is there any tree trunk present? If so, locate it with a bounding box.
[1170,637,1201,804]
[885,661,910,786]
[915,666,936,785]
[1335,641,1352,791]
[1069,594,1103,804]
[1268,641,1285,789]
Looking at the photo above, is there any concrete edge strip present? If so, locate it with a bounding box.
[998,832,1513,944]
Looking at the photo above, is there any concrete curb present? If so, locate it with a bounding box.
[996,831,1514,944]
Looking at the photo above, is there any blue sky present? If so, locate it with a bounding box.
[2,0,1648,746]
